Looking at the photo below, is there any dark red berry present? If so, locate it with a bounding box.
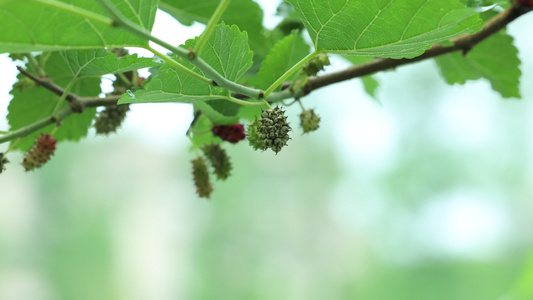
[211,124,246,143]
[516,0,533,7]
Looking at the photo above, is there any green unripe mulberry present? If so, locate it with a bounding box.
[300,109,320,133]
[247,118,265,151]
[202,144,232,181]
[192,157,213,199]
[302,54,330,76]
[94,104,130,135]
[258,107,291,154]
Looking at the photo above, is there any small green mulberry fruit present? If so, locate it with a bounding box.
[247,118,264,151]
[0,153,9,174]
[258,107,291,154]
[22,134,57,171]
[300,109,320,133]
[192,157,213,198]
[94,104,130,135]
[202,144,232,180]
[302,54,330,76]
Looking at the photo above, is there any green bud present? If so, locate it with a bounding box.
[300,109,320,133]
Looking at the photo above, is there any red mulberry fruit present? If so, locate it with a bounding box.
[22,134,57,171]
[212,124,246,143]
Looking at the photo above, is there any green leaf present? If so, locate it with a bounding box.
[250,32,310,90]
[435,31,520,98]
[119,24,253,105]
[159,0,267,57]
[8,52,101,151]
[286,0,483,58]
[0,0,158,53]
[52,49,160,77]
[342,55,379,98]
[189,113,219,147]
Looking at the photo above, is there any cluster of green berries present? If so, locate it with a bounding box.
[94,104,130,135]
[192,157,213,198]
[300,109,321,133]
[22,134,57,171]
[202,144,232,180]
[256,107,292,154]
[302,54,330,76]
[191,144,233,199]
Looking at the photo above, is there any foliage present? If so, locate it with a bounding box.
[0,0,531,197]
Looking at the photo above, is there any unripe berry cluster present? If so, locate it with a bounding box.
[202,144,232,180]
[257,107,291,154]
[192,157,213,198]
[94,104,130,135]
[300,109,320,133]
[302,54,330,76]
[247,118,264,151]
[22,134,57,171]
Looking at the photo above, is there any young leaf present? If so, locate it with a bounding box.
[119,24,253,105]
[286,0,483,58]
[0,0,158,53]
[435,31,520,98]
[250,32,310,90]
[159,0,267,57]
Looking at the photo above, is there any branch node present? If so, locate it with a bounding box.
[69,101,85,113]
[188,49,196,60]
[461,46,472,56]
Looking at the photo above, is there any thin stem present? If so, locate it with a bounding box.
[52,79,76,115]
[262,99,272,109]
[17,67,77,101]
[115,72,132,87]
[227,96,266,107]
[297,99,305,110]
[194,0,232,56]
[0,107,73,145]
[32,0,113,25]
[264,51,317,98]
[24,53,46,76]
[146,46,212,85]
[5,139,20,154]
[132,70,139,87]
[0,131,9,135]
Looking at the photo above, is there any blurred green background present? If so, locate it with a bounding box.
[1,2,533,300]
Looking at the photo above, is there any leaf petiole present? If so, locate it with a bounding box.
[264,51,318,98]
[194,0,232,56]
[146,46,212,85]
[52,79,76,116]
[227,96,267,107]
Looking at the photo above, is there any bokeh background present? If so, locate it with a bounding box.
[1,1,533,299]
